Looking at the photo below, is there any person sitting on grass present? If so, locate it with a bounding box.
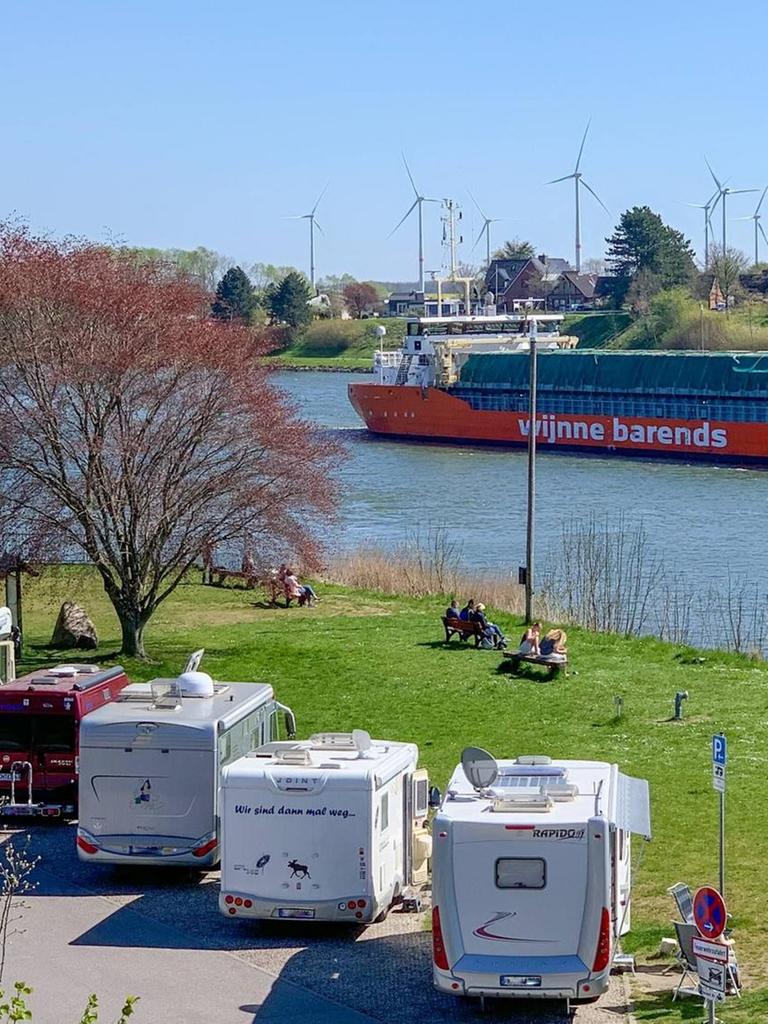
[519,622,542,657]
[445,599,460,620]
[459,598,475,621]
[540,628,567,659]
[472,603,507,649]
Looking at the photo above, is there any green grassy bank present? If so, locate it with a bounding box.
[18,567,768,1021]
[272,318,403,370]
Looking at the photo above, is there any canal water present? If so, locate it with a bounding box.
[276,370,767,644]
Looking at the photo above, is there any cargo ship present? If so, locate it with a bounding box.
[348,313,768,462]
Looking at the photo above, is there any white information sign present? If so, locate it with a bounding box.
[693,937,728,1003]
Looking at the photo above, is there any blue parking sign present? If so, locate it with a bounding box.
[712,735,727,766]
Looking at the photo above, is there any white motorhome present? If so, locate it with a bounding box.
[431,750,651,1007]
[77,662,295,867]
[219,730,431,923]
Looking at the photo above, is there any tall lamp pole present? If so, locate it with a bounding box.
[525,319,538,624]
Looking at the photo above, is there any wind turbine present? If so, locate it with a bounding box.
[687,188,721,270]
[705,160,758,255]
[288,184,328,289]
[547,120,610,273]
[736,186,768,266]
[389,155,439,293]
[468,190,501,268]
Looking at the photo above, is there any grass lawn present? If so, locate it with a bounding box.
[17,566,768,1021]
[275,318,403,370]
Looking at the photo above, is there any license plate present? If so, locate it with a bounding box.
[0,773,20,782]
[500,975,542,988]
[0,806,33,816]
[277,908,315,919]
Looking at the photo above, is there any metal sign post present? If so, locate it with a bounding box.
[524,319,538,624]
[712,734,727,898]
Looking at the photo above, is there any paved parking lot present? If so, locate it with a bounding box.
[3,825,632,1024]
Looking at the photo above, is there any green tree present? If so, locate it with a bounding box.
[263,271,313,335]
[122,246,231,290]
[605,206,696,306]
[492,238,535,260]
[211,266,256,323]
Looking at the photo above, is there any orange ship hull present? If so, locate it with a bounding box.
[348,383,768,462]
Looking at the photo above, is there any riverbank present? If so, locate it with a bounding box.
[274,312,634,370]
[18,565,768,1021]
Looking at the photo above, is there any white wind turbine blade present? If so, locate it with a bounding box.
[706,187,720,208]
[467,188,488,222]
[705,159,724,193]
[580,178,611,216]
[402,154,420,198]
[759,222,768,246]
[311,182,330,216]
[471,224,488,251]
[755,186,768,216]
[547,172,576,185]
[574,119,591,174]
[729,188,760,196]
[388,198,419,238]
[313,220,325,235]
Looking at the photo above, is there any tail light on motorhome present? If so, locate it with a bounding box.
[432,906,449,970]
[592,907,612,972]
[76,834,98,855]
[192,836,218,858]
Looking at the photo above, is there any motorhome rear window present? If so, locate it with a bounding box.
[35,715,75,752]
[495,858,546,889]
[0,715,32,751]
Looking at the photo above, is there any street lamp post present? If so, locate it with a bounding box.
[525,319,538,624]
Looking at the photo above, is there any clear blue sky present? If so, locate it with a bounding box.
[2,1,766,281]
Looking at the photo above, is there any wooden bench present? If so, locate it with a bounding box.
[205,566,259,589]
[502,651,567,679]
[441,616,484,647]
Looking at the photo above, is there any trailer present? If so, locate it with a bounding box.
[77,662,295,867]
[431,749,651,1007]
[0,662,130,818]
[219,730,432,923]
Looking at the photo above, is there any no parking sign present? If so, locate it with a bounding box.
[694,886,727,940]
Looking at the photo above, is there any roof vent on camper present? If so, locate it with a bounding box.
[461,746,499,792]
[274,747,313,766]
[183,648,205,674]
[492,793,553,813]
[177,671,215,697]
[516,755,553,765]
[309,730,373,755]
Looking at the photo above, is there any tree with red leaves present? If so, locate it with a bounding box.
[342,281,379,318]
[0,226,339,657]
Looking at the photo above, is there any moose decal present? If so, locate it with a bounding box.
[287,858,311,879]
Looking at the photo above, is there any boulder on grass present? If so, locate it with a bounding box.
[50,602,98,650]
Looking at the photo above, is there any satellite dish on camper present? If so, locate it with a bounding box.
[183,649,205,674]
[461,746,499,792]
[352,729,372,753]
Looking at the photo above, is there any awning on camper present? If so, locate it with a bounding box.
[616,773,651,840]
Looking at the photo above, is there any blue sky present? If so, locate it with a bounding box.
[2,1,766,281]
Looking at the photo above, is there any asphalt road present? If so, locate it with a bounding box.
[2,824,632,1024]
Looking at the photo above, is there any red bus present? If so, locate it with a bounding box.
[0,663,130,817]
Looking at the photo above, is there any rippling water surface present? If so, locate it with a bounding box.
[277,370,766,641]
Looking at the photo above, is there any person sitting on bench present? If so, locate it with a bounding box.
[284,570,318,607]
[445,599,460,620]
[540,628,567,658]
[472,604,507,649]
[519,623,541,656]
[459,599,475,621]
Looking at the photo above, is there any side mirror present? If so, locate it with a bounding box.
[428,785,442,809]
[283,710,297,740]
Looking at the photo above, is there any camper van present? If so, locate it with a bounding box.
[77,661,295,867]
[0,662,130,817]
[431,749,651,1006]
[219,730,431,923]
